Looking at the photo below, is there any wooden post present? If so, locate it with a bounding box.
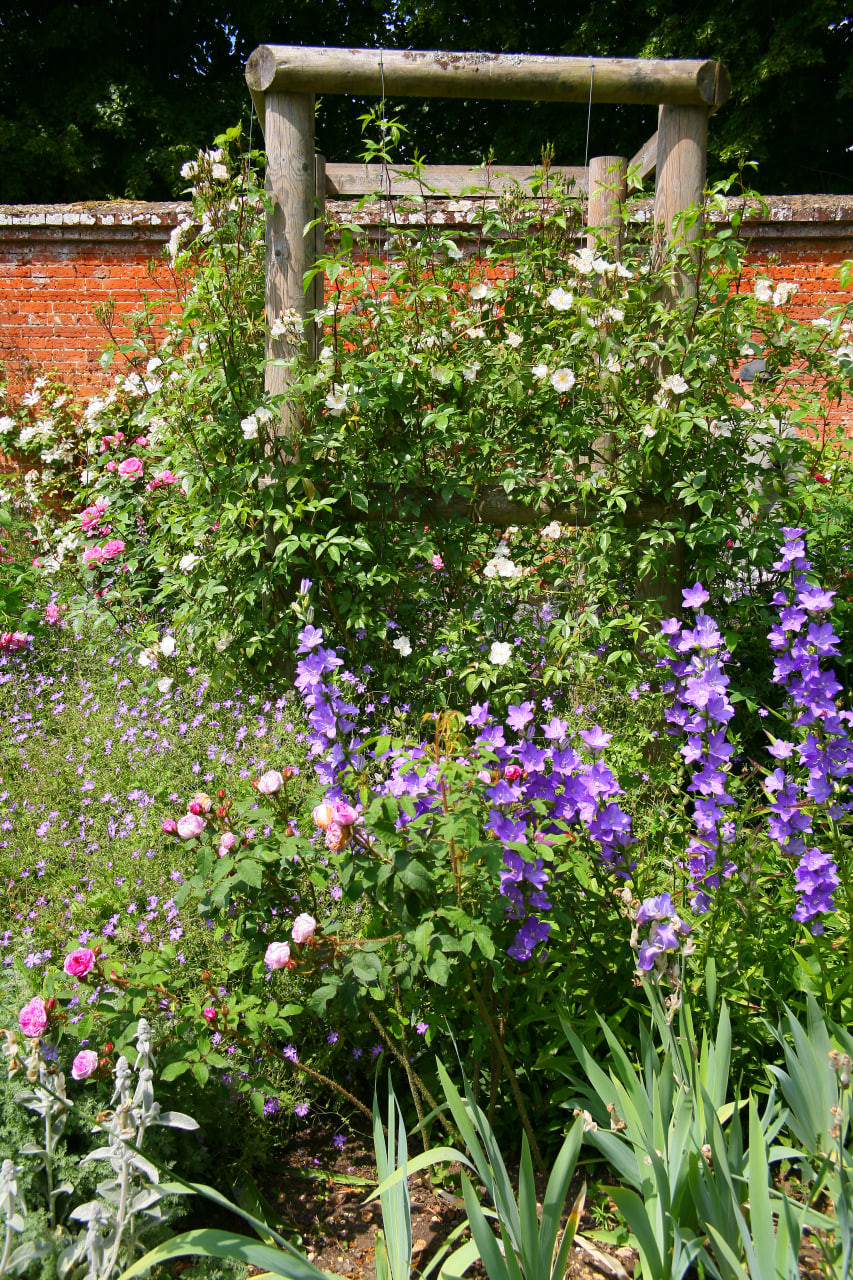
[586,156,627,473]
[586,155,627,255]
[314,154,326,324]
[264,92,316,415]
[641,104,709,617]
[653,103,708,289]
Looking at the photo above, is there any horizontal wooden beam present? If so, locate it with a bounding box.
[324,162,588,197]
[247,46,730,111]
[325,483,672,527]
[629,130,658,181]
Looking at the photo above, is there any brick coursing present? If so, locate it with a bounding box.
[1,197,851,432]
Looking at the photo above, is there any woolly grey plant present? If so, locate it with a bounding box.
[1,1018,199,1279]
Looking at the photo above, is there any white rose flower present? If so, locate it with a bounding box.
[0,416,16,434]
[445,240,463,260]
[547,287,573,311]
[137,647,158,669]
[325,386,349,417]
[157,676,174,693]
[241,415,259,440]
[179,553,200,572]
[541,521,562,541]
[462,363,480,382]
[159,635,176,657]
[505,331,523,348]
[660,374,689,396]
[255,406,274,423]
[211,163,229,182]
[470,282,491,302]
[754,278,773,302]
[392,635,412,656]
[550,368,576,393]
[532,363,549,380]
[772,281,796,306]
[489,641,513,666]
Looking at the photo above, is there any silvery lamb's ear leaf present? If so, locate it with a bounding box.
[156,1110,199,1130]
[19,1142,45,1156]
[80,1146,114,1164]
[129,1152,160,1183]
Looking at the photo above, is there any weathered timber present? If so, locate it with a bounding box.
[654,104,708,282]
[586,155,627,254]
[629,131,658,182]
[324,163,588,197]
[314,154,326,319]
[264,92,316,406]
[246,46,730,118]
[330,484,671,527]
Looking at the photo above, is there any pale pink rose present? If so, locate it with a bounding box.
[100,539,125,560]
[18,997,48,1038]
[191,791,212,812]
[330,800,357,827]
[82,546,104,566]
[71,1049,99,1081]
[265,941,292,970]
[134,436,149,447]
[176,812,206,839]
[431,554,444,571]
[257,770,284,795]
[312,802,334,830]
[106,460,117,472]
[117,456,144,479]
[80,500,109,532]
[218,832,237,858]
[477,769,492,784]
[325,823,351,853]
[292,914,316,945]
[63,948,95,978]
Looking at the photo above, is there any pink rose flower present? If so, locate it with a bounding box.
[106,460,117,472]
[176,812,206,839]
[63,947,95,978]
[1,632,29,653]
[217,832,237,857]
[82,546,104,566]
[18,997,48,1038]
[117,456,144,479]
[161,819,178,834]
[292,914,316,945]
[312,802,334,830]
[331,800,358,827]
[325,823,351,853]
[202,1007,217,1023]
[134,436,149,446]
[265,941,292,970]
[71,1049,99,1081]
[504,765,523,782]
[101,539,125,561]
[257,770,284,795]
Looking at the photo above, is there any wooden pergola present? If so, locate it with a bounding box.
[244,46,730,608]
[246,45,729,390]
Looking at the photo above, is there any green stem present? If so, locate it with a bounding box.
[465,967,546,1176]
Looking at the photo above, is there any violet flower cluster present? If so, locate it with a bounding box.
[295,626,635,963]
[766,526,853,931]
[659,583,738,913]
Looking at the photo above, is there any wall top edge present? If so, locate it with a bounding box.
[0,195,852,232]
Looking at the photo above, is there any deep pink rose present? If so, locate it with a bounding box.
[217,832,237,858]
[257,770,284,795]
[82,546,104,566]
[292,914,316,945]
[18,997,48,1038]
[265,941,292,970]
[63,948,95,978]
[117,457,144,479]
[331,800,357,826]
[202,1007,217,1023]
[176,812,206,839]
[161,819,178,834]
[101,539,125,560]
[71,1049,99,1081]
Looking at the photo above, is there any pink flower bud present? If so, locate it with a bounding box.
[161,819,178,834]
[188,801,203,815]
[504,765,523,782]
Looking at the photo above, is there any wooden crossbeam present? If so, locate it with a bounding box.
[629,131,658,182]
[323,163,588,197]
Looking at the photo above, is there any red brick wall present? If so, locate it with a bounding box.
[1,198,852,434]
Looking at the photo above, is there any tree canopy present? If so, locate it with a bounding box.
[0,0,850,200]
